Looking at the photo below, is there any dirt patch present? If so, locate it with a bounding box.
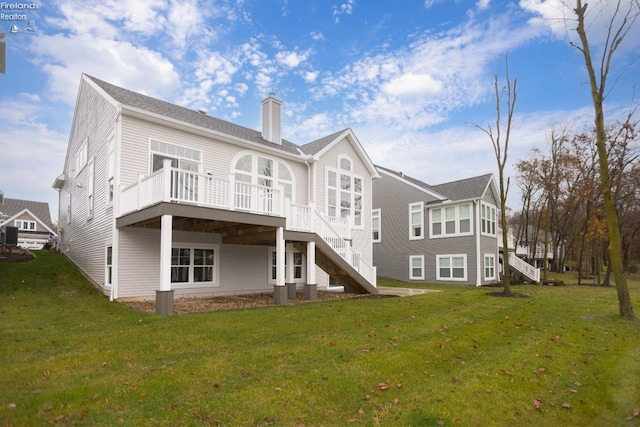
[121,291,395,314]
[486,291,530,298]
[0,246,36,263]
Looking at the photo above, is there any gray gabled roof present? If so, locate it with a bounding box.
[85,74,301,154]
[299,129,350,156]
[429,174,494,201]
[0,198,55,231]
[376,166,494,202]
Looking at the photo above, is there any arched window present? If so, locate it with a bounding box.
[232,152,296,207]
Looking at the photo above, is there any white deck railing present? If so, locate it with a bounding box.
[287,204,376,287]
[120,167,280,217]
[508,252,540,283]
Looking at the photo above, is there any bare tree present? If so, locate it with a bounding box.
[571,0,637,319]
[473,55,517,296]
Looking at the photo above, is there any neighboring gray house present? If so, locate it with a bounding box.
[372,166,503,286]
[53,74,379,313]
[0,198,57,249]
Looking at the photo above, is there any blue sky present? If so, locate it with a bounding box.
[1,0,638,222]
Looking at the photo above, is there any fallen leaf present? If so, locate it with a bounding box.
[275,387,281,391]
[562,403,571,409]
[358,408,364,415]
[377,382,389,390]
[502,369,512,376]
[7,403,16,410]
[396,383,402,388]
[533,399,543,410]
[538,367,546,373]
[437,419,445,425]
[393,398,400,405]
[574,381,582,387]
[452,376,461,382]
[569,389,578,394]
[634,408,640,417]
[213,383,221,389]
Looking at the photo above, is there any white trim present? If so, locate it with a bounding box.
[484,253,496,281]
[372,208,381,243]
[169,242,221,289]
[3,208,56,235]
[87,159,94,220]
[268,246,306,285]
[409,202,424,240]
[429,203,473,238]
[325,156,364,229]
[409,255,425,280]
[377,168,447,200]
[436,254,468,282]
[481,202,497,237]
[15,219,36,231]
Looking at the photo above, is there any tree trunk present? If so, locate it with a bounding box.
[574,0,635,319]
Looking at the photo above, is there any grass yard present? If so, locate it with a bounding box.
[1,252,639,426]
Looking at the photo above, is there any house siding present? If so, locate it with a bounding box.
[119,115,310,206]
[373,171,500,286]
[58,79,118,288]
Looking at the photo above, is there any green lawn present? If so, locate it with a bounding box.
[1,252,639,426]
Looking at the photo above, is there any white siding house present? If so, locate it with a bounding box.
[53,74,379,314]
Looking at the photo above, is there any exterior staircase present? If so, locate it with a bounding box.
[507,252,540,283]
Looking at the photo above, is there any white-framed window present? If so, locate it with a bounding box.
[372,208,381,242]
[150,140,202,202]
[233,152,294,210]
[74,138,88,176]
[326,155,363,228]
[484,254,496,280]
[15,220,36,231]
[269,248,306,284]
[409,255,425,280]
[105,246,113,286]
[481,203,497,236]
[67,194,71,225]
[170,244,219,287]
[430,203,473,238]
[437,254,467,281]
[107,136,115,204]
[409,202,423,240]
[87,160,94,219]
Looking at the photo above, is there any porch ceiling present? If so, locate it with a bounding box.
[116,202,289,245]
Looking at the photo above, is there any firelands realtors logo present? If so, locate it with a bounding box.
[0,2,40,74]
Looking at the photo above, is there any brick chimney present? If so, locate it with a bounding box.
[261,91,282,145]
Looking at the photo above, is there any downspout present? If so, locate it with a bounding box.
[475,199,482,286]
[110,112,122,301]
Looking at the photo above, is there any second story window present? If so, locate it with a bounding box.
[481,203,497,236]
[430,203,473,238]
[409,202,423,240]
[326,156,363,228]
[74,138,88,177]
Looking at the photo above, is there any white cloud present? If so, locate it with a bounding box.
[0,94,68,220]
[520,0,640,52]
[275,50,309,69]
[27,34,180,103]
[304,71,319,82]
[477,0,491,10]
[333,0,356,23]
[382,72,443,97]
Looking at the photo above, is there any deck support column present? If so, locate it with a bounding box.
[304,240,317,301]
[156,214,174,315]
[285,243,296,299]
[274,226,287,305]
